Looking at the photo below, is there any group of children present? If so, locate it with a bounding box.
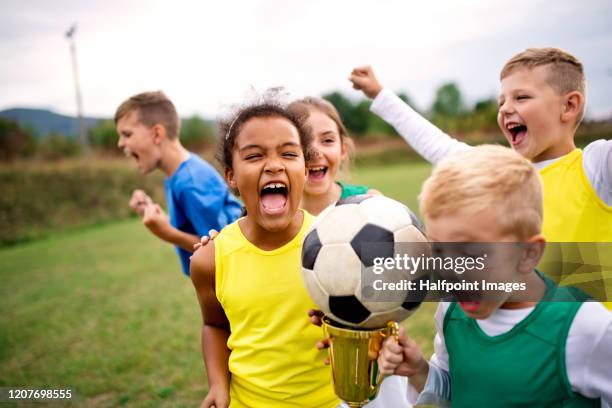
[379,146,611,407]
[114,47,611,407]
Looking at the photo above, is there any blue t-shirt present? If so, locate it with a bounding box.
[164,153,242,276]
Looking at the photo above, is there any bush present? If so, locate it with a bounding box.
[38,134,81,160]
[0,118,37,161]
[90,119,120,152]
[0,160,165,245]
[180,116,217,149]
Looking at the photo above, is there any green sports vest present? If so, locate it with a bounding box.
[443,274,598,407]
[337,181,369,199]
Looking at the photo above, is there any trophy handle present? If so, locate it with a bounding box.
[384,321,399,341]
[372,321,400,390]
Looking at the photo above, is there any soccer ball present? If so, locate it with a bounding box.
[301,195,430,329]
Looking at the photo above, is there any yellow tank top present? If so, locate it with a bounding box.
[539,149,612,308]
[214,210,339,408]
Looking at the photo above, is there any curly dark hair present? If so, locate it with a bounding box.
[217,101,313,170]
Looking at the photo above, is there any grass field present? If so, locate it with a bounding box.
[0,161,435,407]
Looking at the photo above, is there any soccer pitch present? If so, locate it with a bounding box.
[0,161,435,407]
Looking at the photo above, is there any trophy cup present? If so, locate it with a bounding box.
[322,318,399,407]
[300,195,429,406]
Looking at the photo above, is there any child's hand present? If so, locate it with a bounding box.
[308,309,331,365]
[378,327,428,378]
[200,385,229,408]
[308,309,324,327]
[193,229,220,252]
[142,203,172,239]
[349,66,383,99]
[129,189,153,216]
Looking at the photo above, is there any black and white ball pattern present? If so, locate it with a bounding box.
[301,195,429,329]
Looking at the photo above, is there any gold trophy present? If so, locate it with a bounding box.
[322,317,399,407]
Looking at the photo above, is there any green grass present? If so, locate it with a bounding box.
[0,221,205,407]
[1,161,435,407]
[351,161,432,213]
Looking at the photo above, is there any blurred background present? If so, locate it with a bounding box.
[1,0,611,406]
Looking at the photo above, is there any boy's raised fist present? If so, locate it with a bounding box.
[142,203,172,239]
[349,65,383,99]
[129,189,153,216]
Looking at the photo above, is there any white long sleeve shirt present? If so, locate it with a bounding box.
[371,88,612,205]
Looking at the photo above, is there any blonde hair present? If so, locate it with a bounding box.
[500,47,586,123]
[114,91,180,139]
[419,145,543,239]
[288,97,355,172]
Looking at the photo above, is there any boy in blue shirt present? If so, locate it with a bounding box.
[115,91,242,276]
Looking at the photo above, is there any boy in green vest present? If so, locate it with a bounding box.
[350,48,612,307]
[377,145,611,407]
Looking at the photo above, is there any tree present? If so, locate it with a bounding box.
[0,118,37,161]
[180,115,216,149]
[89,119,119,152]
[431,82,465,132]
[350,100,371,136]
[322,92,354,125]
[431,82,464,118]
[472,98,499,131]
[323,92,371,136]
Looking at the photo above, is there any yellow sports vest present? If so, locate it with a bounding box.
[539,149,612,308]
[214,211,338,408]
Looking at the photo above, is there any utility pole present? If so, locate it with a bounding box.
[65,24,89,152]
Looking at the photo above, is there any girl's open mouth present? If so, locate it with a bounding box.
[308,166,328,182]
[260,182,288,215]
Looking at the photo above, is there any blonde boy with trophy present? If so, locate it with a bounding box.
[378,145,612,407]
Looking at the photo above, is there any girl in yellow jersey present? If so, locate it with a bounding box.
[189,100,339,408]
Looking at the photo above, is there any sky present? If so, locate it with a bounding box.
[1,0,612,119]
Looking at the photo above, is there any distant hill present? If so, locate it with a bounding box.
[0,108,217,140]
[0,108,103,138]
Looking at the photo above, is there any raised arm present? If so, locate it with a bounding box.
[190,242,231,408]
[350,65,472,164]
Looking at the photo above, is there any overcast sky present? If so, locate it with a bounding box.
[1,0,611,119]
